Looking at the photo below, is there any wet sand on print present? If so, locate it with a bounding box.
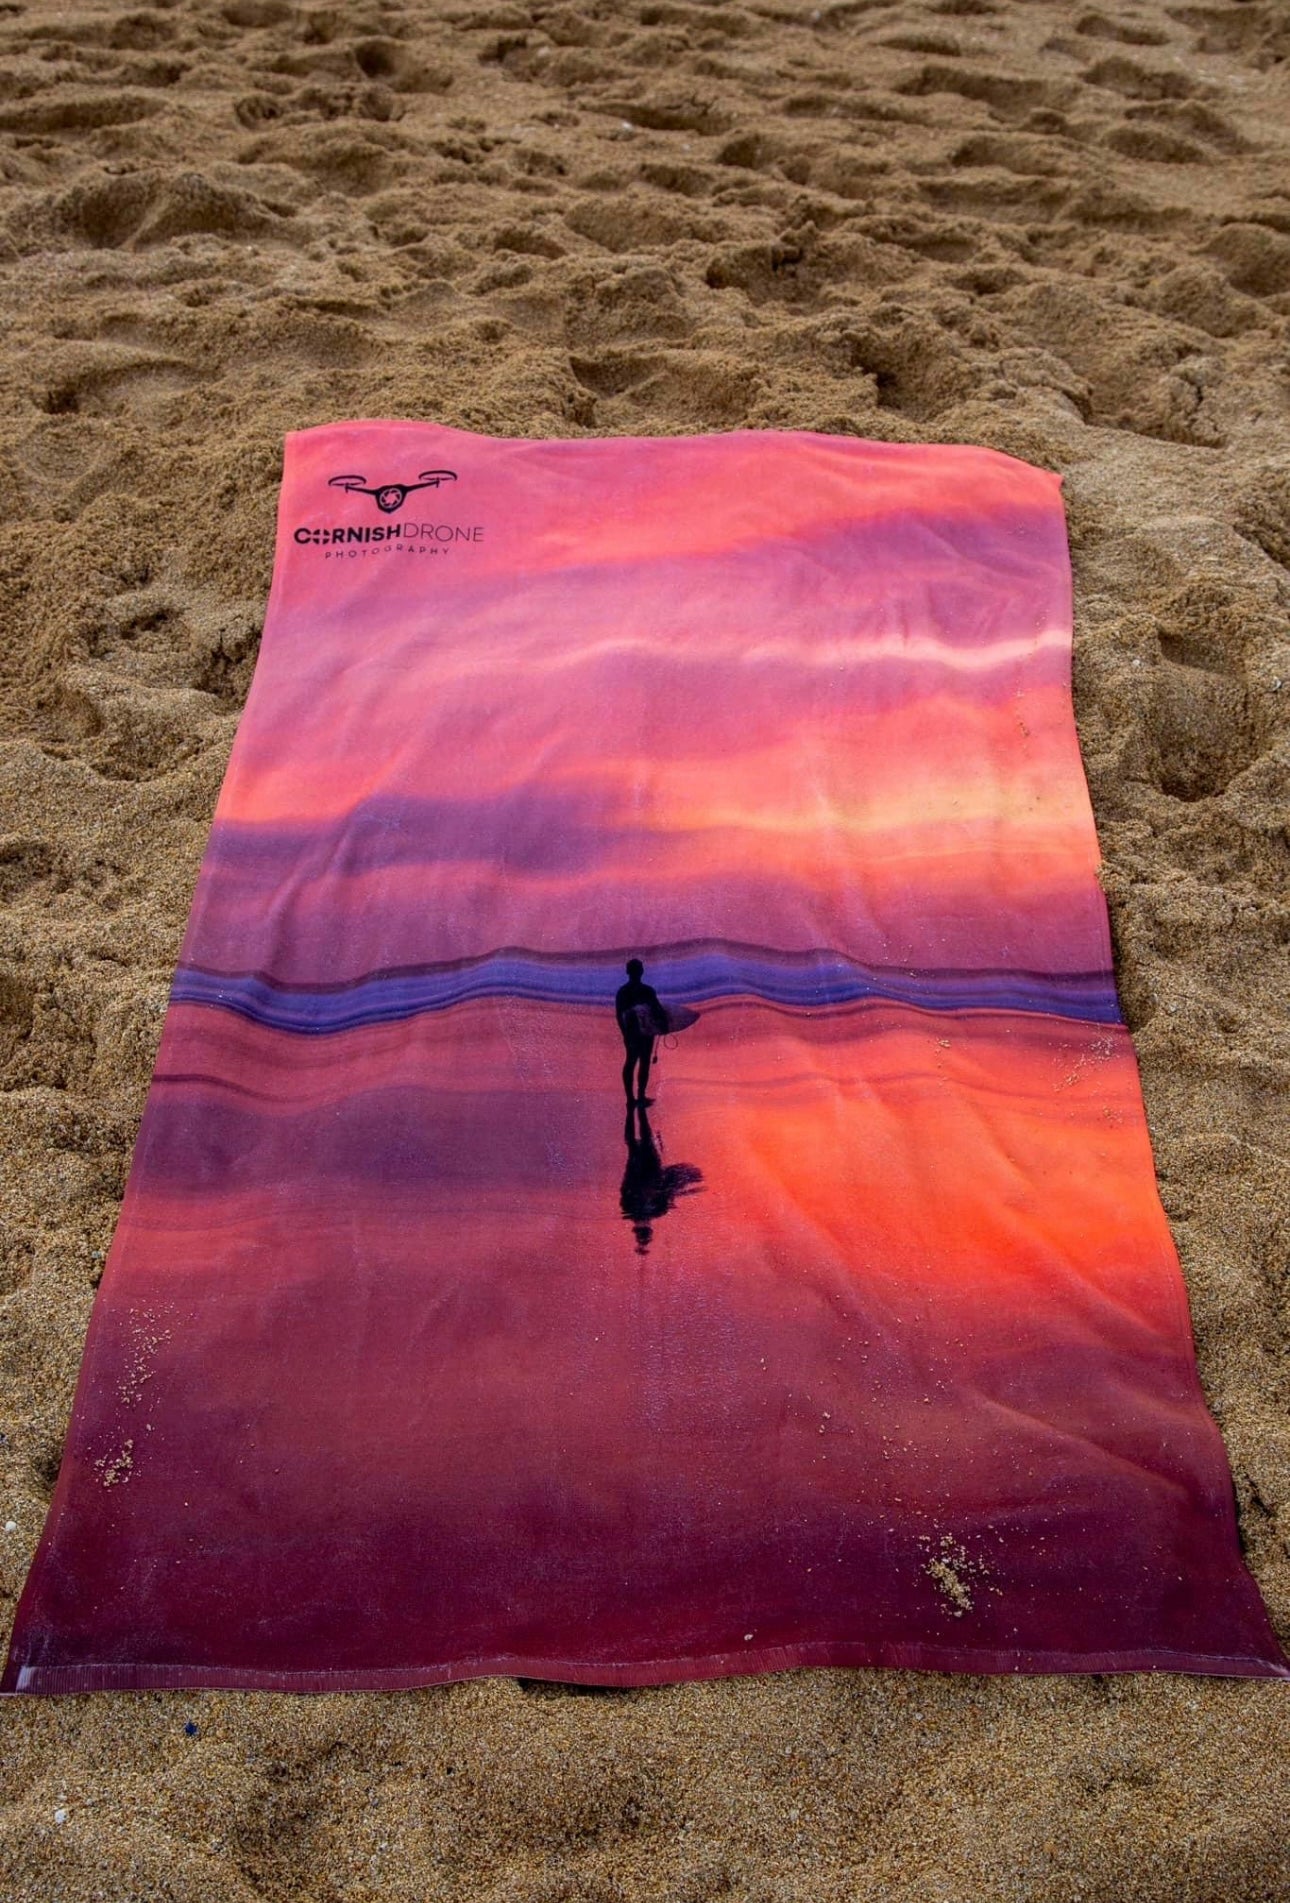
[1,0,1288,1897]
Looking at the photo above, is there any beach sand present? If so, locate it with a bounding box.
[0,0,1287,1895]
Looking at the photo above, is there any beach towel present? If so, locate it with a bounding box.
[4,422,1284,1693]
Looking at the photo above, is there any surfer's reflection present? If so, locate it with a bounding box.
[620,1103,704,1256]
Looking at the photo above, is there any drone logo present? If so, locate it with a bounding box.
[328,469,458,515]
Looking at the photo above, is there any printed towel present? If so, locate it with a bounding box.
[4,423,1285,1692]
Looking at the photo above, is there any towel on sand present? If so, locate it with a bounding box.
[4,422,1285,1692]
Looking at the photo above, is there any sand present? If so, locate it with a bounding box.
[0,0,1288,1894]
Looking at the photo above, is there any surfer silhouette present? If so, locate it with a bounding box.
[615,957,665,1107]
[620,1103,704,1255]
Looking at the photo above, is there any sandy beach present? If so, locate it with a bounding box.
[1,0,1288,1895]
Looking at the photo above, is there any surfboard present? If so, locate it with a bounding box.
[660,1003,700,1034]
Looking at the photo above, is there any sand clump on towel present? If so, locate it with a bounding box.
[0,0,1288,1896]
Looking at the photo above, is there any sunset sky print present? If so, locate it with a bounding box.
[5,423,1284,1692]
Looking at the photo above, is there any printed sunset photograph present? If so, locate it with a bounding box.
[6,426,1280,1690]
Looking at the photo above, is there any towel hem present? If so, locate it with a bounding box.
[5,1638,1288,1696]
